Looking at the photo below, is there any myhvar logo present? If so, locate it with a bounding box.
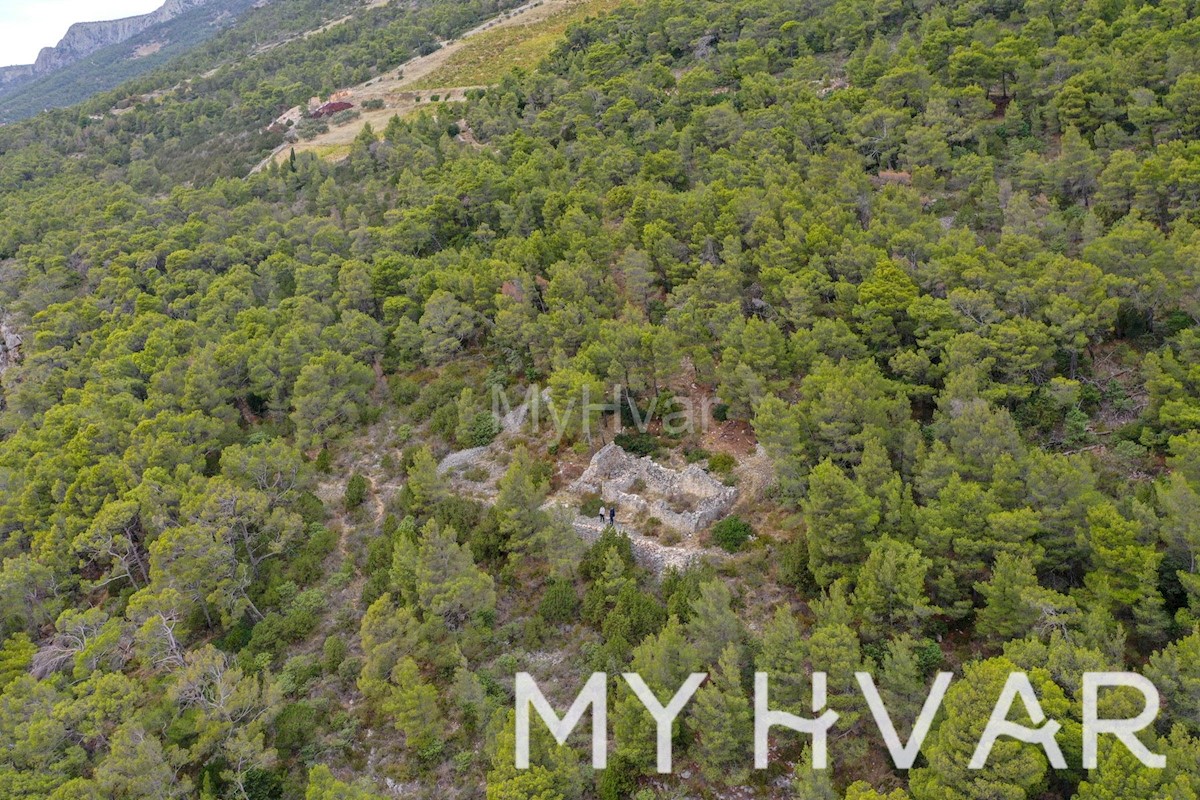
[514,671,1166,772]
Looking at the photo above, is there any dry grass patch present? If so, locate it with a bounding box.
[407,0,626,89]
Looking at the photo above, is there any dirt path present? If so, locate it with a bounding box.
[250,0,569,173]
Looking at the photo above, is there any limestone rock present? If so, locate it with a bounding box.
[4,0,213,79]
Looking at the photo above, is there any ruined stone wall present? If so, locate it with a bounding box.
[569,443,736,535]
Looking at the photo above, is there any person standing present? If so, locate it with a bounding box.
[608,504,617,528]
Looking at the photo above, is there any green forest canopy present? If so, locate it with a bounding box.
[1,0,1200,797]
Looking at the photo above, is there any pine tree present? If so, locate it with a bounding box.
[910,658,1070,800]
[804,459,881,588]
[486,709,581,800]
[807,619,864,730]
[846,782,912,799]
[388,516,421,606]
[851,536,933,641]
[755,606,807,714]
[612,617,700,772]
[583,549,633,625]
[94,724,193,799]
[1145,631,1200,734]
[387,657,444,757]
[688,643,752,784]
[306,764,385,799]
[914,474,1001,619]
[686,579,744,668]
[876,634,937,726]
[495,448,550,560]
[855,434,914,537]
[357,595,417,704]
[291,351,374,450]
[400,446,446,517]
[0,633,35,691]
[792,745,838,800]
[974,552,1070,645]
[1157,471,1200,627]
[853,258,919,353]
[1082,503,1167,644]
[415,521,495,629]
[1073,727,1166,800]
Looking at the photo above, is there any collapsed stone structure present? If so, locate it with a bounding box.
[570,443,737,535]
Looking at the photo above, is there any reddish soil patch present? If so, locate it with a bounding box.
[702,419,759,456]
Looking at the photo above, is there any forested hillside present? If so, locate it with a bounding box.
[1,0,1200,797]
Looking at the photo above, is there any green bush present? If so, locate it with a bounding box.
[322,635,347,673]
[274,702,317,752]
[614,431,658,456]
[430,403,458,440]
[337,656,363,684]
[580,528,635,580]
[708,452,736,475]
[293,491,326,524]
[469,411,501,446]
[916,638,944,674]
[390,376,421,406]
[777,534,814,591]
[711,515,753,552]
[580,492,602,517]
[285,524,337,585]
[539,578,579,624]
[462,465,488,482]
[344,473,369,510]
[597,755,638,800]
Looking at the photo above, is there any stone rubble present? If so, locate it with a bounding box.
[568,443,737,536]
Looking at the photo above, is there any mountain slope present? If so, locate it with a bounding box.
[2,0,1200,797]
[0,0,256,122]
[28,0,211,76]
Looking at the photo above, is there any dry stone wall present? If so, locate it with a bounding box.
[569,443,736,535]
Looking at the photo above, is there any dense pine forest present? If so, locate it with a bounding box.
[1,0,1200,797]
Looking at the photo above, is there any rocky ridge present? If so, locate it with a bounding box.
[1,0,212,85]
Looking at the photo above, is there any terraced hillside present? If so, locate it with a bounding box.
[255,0,624,167]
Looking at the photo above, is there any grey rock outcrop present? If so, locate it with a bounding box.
[0,320,22,380]
[0,65,34,88]
[3,0,211,79]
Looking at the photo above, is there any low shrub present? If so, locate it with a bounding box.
[708,452,737,475]
[344,473,368,510]
[711,515,753,552]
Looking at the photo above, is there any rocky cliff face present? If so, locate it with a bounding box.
[0,64,34,87]
[6,0,210,79]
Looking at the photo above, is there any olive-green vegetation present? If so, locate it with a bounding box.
[1,0,1200,797]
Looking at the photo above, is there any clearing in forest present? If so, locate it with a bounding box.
[255,0,623,170]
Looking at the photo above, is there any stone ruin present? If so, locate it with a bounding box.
[569,443,737,536]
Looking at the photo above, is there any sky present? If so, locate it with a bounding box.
[0,0,163,66]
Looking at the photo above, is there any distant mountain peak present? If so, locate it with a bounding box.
[3,0,213,82]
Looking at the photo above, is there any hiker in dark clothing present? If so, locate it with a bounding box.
[608,505,616,527]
